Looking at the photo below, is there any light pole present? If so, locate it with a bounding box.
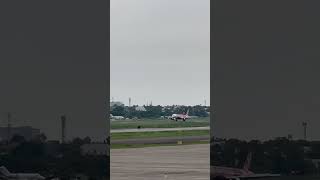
[302,121,307,140]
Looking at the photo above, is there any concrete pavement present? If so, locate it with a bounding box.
[111,144,210,180]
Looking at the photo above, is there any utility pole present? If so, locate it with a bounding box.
[61,115,66,144]
[302,121,307,140]
[7,112,11,143]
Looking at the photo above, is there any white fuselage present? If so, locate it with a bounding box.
[170,114,189,120]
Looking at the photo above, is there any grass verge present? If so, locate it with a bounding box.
[111,140,209,149]
[111,117,209,129]
[111,130,209,140]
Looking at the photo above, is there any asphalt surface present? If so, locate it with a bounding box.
[111,126,210,133]
[112,135,209,144]
[111,144,210,180]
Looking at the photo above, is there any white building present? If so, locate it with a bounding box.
[135,106,146,111]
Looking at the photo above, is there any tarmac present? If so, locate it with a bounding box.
[111,126,210,133]
[111,143,210,180]
[112,135,209,144]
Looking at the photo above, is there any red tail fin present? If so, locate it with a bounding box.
[243,152,252,171]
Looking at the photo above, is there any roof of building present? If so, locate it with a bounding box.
[135,106,146,111]
[110,101,124,107]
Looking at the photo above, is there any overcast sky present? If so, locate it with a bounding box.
[110,0,210,106]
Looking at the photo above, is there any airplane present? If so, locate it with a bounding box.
[211,152,281,180]
[170,110,190,121]
[0,166,45,180]
[110,114,124,120]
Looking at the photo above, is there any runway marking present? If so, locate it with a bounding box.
[111,126,210,133]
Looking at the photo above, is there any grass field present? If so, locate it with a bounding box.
[111,140,209,149]
[111,118,210,149]
[111,117,209,129]
[111,130,210,140]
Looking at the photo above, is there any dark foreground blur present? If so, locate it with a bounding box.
[211,137,320,179]
[0,133,109,180]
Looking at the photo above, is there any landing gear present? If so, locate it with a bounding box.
[183,118,186,121]
[171,117,177,121]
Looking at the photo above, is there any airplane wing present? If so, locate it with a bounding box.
[8,174,45,180]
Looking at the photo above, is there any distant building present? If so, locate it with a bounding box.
[110,101,124,107]
[135,106,146,111]
[81,143,109,156]
[0,126,40,141]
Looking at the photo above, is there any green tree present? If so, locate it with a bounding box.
[10,134,26,144]
[32,133,47,143]
[111,105,125,116]
[84,136,91,144]
[72,137,85,145]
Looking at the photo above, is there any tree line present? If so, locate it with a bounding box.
[0,134,108,180]
[110,105,210,119]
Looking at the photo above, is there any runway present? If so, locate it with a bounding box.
[112,135,209,144]
[111,144,210,180]
[111,126,210,133]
